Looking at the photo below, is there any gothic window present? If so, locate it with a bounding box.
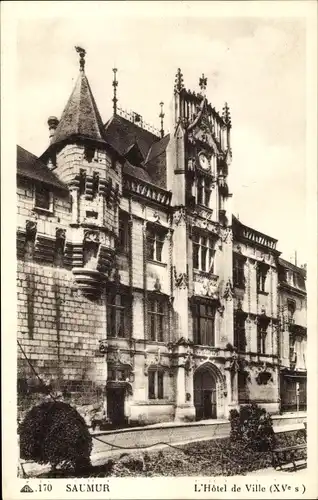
[34,185,52,211]
[107,291,131,338]
[233,254,245,289]
[147,297,167,342]
[148,370,164,400]
[118,210,130,254]
[257,322,267,354]
[193,302,216,346]
[257,262,269,293]
[146,226,165,262]
[234,313,247,352]
[196,175,211,208]
[193,233,215,273]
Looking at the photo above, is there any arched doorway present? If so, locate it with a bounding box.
[194,363,223,420]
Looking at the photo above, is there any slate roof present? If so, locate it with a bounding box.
[104,115,160,159]
[17,145,67,191]
[278,257,307,279]
[50,71,106,146]
[123,160,152,183]
[144,134,170,189]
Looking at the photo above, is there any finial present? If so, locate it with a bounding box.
[159,102,165,138]
[174,68,184,93]
[199,73,207,95]
[112,68,118,115]
[75,46,86,72]
[222,102,231,127]
[47,116,59,140]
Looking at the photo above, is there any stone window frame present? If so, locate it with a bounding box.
[192,231,216,273]
[256,261,269,294]
[233,253,246,289]
[256,316,270,354]
[196,174,212,208]
[148,369,165,400]
[118,209,130,255]
[146,222,167,263]
[106,288,132,339]
[147,295,168,342]
[234,310,247,352]
[192,299,217,347]
[33,183,54,213]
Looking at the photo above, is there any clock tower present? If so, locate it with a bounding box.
[167,70,234,421]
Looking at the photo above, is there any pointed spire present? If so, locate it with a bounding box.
[112,68,118,115]
[174,68,184,92]
[75,46,86,72]
[50,51,106,146]
[199,73,207,95]
[222,102,231,127]
[159,102,165,138]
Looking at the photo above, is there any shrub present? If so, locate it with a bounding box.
[229,402,276,452]
[19,401,92,473]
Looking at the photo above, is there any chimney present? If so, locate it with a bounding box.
[48,116,59,140]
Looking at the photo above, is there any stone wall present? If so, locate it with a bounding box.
[17,260,107,423]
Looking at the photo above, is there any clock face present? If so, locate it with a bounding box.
[199,153,210,171]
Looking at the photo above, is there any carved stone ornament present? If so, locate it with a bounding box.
[184,352,195,373]
[108,347,122,364]
[56,228,66,240]
[84,230,100,243]
[217,304,225,317]
[153,211,160,223]
[220,228,233,244]
[173,207,186,226]
[223,278,234,300]
[26,220,37,236]
[144,347,169,376]
[201,279,219,299]
[174,267,188,289]
[154,277,162,292]
[99,340,108,354]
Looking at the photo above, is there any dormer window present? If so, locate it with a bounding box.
[34,185,53,212]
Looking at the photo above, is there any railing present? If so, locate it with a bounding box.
[117,107,161,137]
[241,227,277,249]
[123,175,172,206]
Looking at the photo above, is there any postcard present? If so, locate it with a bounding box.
[1,1,317,499]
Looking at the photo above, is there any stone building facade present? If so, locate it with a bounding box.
[16,50,307,425]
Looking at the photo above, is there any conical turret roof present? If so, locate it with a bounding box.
[50,70,106,146]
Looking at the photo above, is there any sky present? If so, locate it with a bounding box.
[15,3,308,264]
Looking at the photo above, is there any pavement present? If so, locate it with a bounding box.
[20,416,306,477]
